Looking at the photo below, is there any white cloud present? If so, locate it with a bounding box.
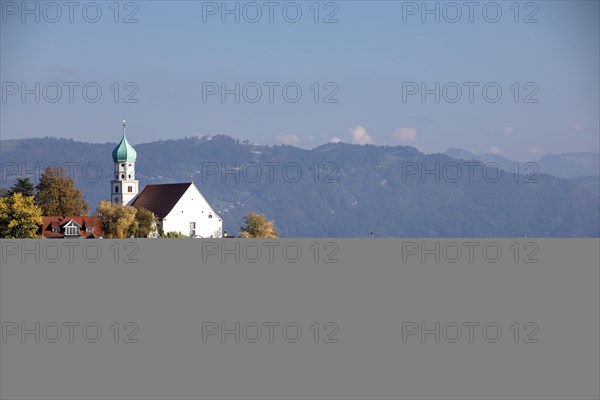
[487,146,501,155]
[349,125,374,145]
[393,127,417,142]
[275,134,300,145]
[503,127,514,136]
[329,136,342,143]
[528,146,543,155]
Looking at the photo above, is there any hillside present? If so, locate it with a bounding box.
[2,136,599,237]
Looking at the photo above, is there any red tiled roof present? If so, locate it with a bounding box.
[41,216,104,238]
[130,183,192,219]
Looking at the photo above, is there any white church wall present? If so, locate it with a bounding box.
[161,184,223,238]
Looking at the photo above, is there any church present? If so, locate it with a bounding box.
[110,121,223,238]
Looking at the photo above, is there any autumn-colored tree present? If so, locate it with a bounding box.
[0,193,43,238]
[96,200,137,238]
[239,212,279,238]
[9,177,35,197]
[35,166,89,216]
[129,207,158,238]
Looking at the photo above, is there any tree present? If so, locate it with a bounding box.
[96,200,136,238]
[0,193,43,238]
[0,188,8,198]
[130,207,158,238]
[9,177,35,197]
[164,231,188,238]
[240,212,279,238]
[35,166,89,216]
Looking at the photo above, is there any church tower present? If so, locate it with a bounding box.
[111,120,139,205]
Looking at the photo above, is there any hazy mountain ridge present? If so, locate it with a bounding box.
[444,148,600,197]
[2,136,599,237]
[444,148,600,179]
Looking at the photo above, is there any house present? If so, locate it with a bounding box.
[111,121,223,238]
[41,216,103,239]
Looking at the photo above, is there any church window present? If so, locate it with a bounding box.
[121,174,125,179]
[128,186,133,192]
[190,222,196,229]
[121,163,125,167]
[115,174,118,179]
[128,174,132,179]
[115,186,119,193]
[190,230,196,237]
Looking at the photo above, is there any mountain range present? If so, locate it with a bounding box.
[1,136,599,237]
[444,148,599,195]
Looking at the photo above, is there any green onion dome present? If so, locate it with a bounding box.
[112,131,137,162]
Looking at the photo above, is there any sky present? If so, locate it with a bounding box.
[1,0,599,160]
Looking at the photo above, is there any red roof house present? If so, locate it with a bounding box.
[41,216,104,239]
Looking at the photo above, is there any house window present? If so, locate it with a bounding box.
[190,222,196,229]
[190,230,196,237]
[52,227,59,232]
[86,227,94,232]
[115,186,119,193]
[128,186,133,192]
[65,226,79,236]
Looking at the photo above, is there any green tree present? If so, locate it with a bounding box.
[9,177,36,197]
[130,207,158,238]
[96,200,136,238]
[0,193,43,238]
[164,231,188,238]
[35,166,89,216]
[240,212,279,238]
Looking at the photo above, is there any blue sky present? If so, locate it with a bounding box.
[1,0,598,160]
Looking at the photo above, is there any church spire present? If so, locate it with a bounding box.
[112,119,137,162]
[111,120,139,205]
